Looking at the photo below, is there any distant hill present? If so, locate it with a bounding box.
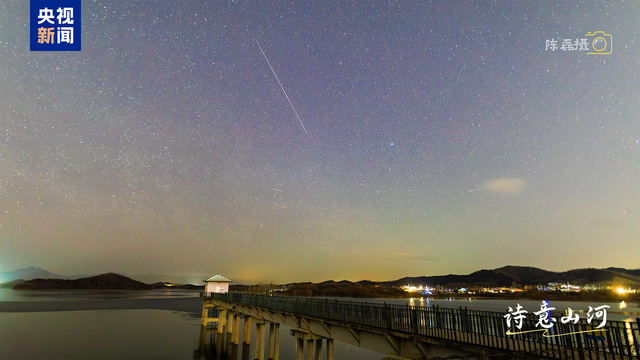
[385,266,640,288]
[0,279,26,288]
[0,266,63,283]
[129,274,212,285]
[605,267,640,277]
[0,267,215,286]
[13,273,153,290]
[0,266,114,283]
[4,266,639,289]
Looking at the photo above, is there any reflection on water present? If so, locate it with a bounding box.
[194,327,244,360]
[0,288,200,302]
[0,310,202,359]
[193,316,382,360]
[620,300,627,309]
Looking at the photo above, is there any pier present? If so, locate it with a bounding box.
[198,292,640,360]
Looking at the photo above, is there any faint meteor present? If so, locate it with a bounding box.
[463,149,476,161]
[154,241,163,247]
[456,57,469,82]
[274,204,288,209]
[468,178,528,194]
[155,20,180,50]
[252,33,308,134]
[268,188,283,192]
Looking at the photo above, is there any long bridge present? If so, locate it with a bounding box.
[197,292,640,360]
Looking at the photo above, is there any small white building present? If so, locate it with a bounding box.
[204,274,231,294]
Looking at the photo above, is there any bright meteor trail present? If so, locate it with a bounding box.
[252,33,309,134]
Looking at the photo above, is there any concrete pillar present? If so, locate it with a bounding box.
[218,310,227,333]
[259,321,267,360]
[201,301,208,327]
[243,316,252,344]
[314,339,322,360]
[228,312,234,334]
[274,324,280,360]
[296,338,304,360]
[254,323,261,360]
[306,340,314,360]
[326,339,334,360]
[233,315,241,344]
[268,323,275,359]
[216,331,224,358]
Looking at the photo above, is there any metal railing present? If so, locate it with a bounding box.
[201,292,640,360]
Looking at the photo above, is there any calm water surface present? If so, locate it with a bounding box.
[1,289,638,359]
[0,288,199,302]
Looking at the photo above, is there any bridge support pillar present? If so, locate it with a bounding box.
[314,339,323,360]
[201,300,209,327]
[259,322,267,360]
[268,323,275,359]
[243,316,252,344]
[233,314,240,345]
[274,323,280,360]
[218,310,227,333]
[296,338,304,360]
[253,321,266,360]
[215,328,224,358]
[227,311,234,335]
[306,340,314,360]
[290,329,332,360]
[254,323,261,359]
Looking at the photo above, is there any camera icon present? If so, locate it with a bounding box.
[585,31,612,54]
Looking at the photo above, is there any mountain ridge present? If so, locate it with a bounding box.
[384,265,640,288]
[2,265,639,288]
[12,273,153,290]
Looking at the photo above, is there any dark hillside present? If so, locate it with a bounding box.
[13,273,152,290]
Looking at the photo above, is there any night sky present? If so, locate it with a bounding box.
[1,1,638,284]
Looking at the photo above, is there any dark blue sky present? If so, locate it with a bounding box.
[1,1,638,283]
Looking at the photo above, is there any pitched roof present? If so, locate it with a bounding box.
[203,274,231,282]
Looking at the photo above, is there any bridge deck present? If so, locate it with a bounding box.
[203,293,640,360]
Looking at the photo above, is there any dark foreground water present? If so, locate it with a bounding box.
[0,289,382,360]
[1,289,638,359]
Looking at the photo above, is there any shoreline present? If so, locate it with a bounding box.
[282,293,639,303]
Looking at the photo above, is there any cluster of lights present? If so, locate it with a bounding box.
[403,284,637,295]
[402,285,433,294]
[616,287,635,294]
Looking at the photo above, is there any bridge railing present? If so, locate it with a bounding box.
[201,292,640,359]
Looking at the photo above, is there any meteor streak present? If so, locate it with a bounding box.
[252,33,308,134]
[456,57,469,82]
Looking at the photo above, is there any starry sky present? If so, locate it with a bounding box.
[1,1,638,284]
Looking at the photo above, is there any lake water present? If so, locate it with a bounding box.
[1,289,638,359]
